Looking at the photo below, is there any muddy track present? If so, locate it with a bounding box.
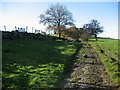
[62,42,117,89]
[96,44,120,67]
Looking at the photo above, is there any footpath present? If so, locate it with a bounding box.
[62,42,117,89]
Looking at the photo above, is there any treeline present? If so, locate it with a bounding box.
[61,27,89,41]
[55,19,103,41]
[40,4,103,41]
[54,20,103,42]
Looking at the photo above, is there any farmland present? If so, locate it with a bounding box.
[2,39,81,88]
[88,38,119,86]
[2,34,119,89]
[1,2,118,89]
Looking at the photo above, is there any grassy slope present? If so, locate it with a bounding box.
[2,39,81,88]
[89,38,119,86]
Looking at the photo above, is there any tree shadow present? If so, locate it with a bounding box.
[2,39,83,88]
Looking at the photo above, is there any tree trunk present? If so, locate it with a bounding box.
[94,34,98,41]
[58,25,61,38]
[59,32,61,38]
[54,31,57,34]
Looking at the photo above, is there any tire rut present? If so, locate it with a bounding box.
[63,42,117,89]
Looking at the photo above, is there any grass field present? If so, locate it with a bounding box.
[2,36,119,88]
[89,38,119,86]
[2,39,81,88]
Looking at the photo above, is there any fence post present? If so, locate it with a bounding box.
[15,26,17,30]
[26,26,28,32]
[32,27,34,33]
[4,25,6,31]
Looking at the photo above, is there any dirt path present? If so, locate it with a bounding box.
[62,42,117,89]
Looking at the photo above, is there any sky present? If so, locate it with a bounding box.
[0,1,118,39]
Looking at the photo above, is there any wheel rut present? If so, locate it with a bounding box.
[63,42,117,89]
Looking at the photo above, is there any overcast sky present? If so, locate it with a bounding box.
[0,1,118,39]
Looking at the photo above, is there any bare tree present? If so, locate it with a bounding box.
[83,19,103,41]
[39,3,75,38]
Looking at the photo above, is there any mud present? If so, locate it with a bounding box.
[62,42,117,89]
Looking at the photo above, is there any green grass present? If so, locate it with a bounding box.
[89,38,119,86]
[89,38,118,60]
[2,39,81,88]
